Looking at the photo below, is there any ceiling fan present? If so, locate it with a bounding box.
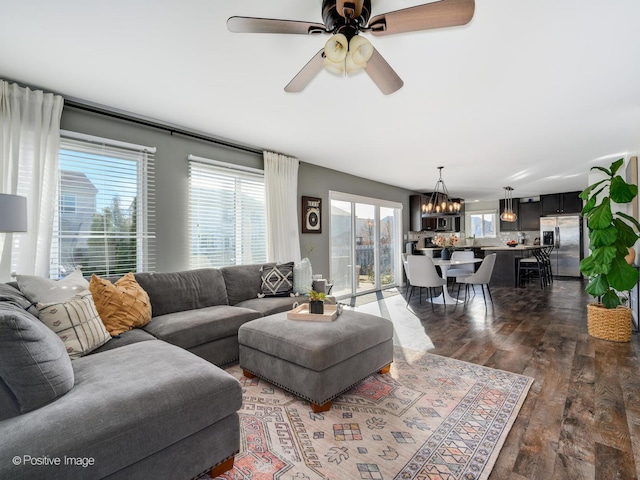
[227,0,475,95]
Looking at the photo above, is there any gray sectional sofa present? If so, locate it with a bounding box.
[0,263,313,480]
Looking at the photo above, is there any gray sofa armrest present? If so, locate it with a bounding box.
[0,340,242,480]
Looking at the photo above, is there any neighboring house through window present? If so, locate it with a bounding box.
[60,192,78,214]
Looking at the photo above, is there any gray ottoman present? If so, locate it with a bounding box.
[238,309,394,412]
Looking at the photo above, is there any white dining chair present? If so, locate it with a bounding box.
[456,253,497,306]
[402,253,411,288]
[447,250,476,287]
[407,255,447,310]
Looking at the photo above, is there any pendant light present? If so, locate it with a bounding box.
[423,167,461,217]
[500,186,517,222]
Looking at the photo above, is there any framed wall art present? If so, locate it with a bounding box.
[301,196,322,234]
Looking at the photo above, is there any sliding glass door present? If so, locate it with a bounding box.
[330,192,402,298]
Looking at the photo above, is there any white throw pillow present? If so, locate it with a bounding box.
[37,290,111,359]
[17,269,90,304]
[293,258,313,295]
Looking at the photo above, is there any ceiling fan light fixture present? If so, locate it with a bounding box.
[345,53,365,74]
[349,35,373,65]
[323,57,345,75]
[323,33,348,63]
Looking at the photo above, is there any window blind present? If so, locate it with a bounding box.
[50,137,156,278]
[189,158,266,268]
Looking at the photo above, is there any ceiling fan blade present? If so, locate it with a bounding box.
[284,50,325,93]
[365,48,404,95]
[227,16,327,35]
[336,0,364,19]
[368,0,475,36]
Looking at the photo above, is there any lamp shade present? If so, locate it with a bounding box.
[0,194,27,232]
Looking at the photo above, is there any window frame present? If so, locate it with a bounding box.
[466,210,498,238]
[188,155,267,269]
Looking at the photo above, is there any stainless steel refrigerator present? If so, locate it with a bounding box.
[540,216,582,277]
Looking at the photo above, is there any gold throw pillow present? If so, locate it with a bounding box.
[89,273,152,336]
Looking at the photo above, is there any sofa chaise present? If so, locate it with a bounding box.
[0,262,318,480]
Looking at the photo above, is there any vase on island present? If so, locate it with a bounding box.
[433,234,458,261]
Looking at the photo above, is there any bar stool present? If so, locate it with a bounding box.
[517,249,547,288]
[539,246,554,285]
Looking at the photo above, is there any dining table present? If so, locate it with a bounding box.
[429,257,483,304]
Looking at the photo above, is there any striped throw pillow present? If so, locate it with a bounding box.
[38,290,111,359]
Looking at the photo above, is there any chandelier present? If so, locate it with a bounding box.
[500,186,517,222]
[422,167,461,217]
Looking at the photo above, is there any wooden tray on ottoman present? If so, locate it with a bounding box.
[287,304,338,322]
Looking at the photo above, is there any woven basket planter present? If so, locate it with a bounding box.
[587,302,632,342]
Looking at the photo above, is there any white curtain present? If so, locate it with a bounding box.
[0,81,64,280]
[264,151,301,263]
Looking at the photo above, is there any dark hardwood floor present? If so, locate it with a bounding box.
[355,279,640,480]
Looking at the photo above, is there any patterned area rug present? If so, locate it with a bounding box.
[211,347,532,480]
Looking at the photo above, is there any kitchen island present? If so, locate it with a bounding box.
[415,245,477,257]
[482,245,543,287]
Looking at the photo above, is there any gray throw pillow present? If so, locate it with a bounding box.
[260,262,294,297]
[16,269,89,304]
[0,283,39,317]
[0,304,75,420]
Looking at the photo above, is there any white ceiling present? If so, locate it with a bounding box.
[1,0,639,201]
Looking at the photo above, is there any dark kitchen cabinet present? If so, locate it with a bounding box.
[561,191,583,213]
[519,201,540,230]
[499,198,520,231]
[541,191,582,215]
[410,195,437,231]
[410,195,425,231]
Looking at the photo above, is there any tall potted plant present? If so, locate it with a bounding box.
[580,158,640,341]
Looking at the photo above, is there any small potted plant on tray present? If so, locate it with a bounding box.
[580,158,640,342]
[308,290,326,314]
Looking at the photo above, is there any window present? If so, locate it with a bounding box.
[189,156,266,268]
[51,134,156,278]
[467,211,497,238]
[60,193,76,214]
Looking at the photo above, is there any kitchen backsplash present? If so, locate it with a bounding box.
[460,230,540,246]
[408,230,541,247]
